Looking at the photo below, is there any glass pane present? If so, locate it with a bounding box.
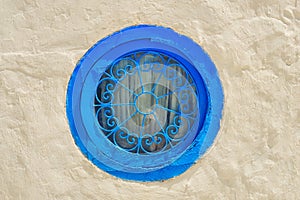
[94,50,199,154]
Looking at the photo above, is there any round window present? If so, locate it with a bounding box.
[66,25,223,181]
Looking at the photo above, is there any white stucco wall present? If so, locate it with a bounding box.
[1,0,299,199]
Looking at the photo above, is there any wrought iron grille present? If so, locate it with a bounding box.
[94,51,199,154]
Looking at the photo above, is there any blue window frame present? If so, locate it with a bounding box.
[66,25,223,181]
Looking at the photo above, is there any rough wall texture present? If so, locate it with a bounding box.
[0,0,299,199]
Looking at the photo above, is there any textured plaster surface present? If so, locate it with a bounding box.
[0,0,299,199]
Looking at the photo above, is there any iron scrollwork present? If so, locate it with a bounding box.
[94,51,199,154]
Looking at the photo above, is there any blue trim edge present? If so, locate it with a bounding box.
[66,25,224,182]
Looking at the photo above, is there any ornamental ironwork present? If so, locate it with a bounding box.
[94,51,198,154]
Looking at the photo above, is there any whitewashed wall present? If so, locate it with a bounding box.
[1,0,299,199]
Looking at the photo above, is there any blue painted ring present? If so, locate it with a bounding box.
[66,25,224,181]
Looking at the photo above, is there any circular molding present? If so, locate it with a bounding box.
[66,25,224,181]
